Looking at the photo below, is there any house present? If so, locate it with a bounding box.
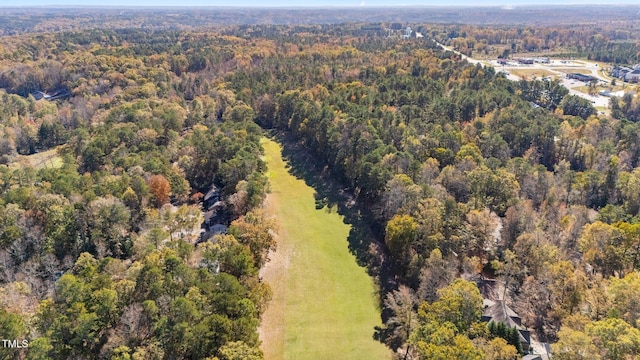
[31,88,70,101]
[209,223,228,235]
[625,69,640,83]
[402,26,412,39]
[203,201,225,227]
[482,299,531,353]
[203,184,221,209]
[32,91,51,100]
[611,66,633,79]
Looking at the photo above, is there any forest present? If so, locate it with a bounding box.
[1,8,640,360]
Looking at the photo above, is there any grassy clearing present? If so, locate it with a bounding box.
[572,84,619,95]
[259,137,390,360]
[553,68,591,75]
[508,68,555,80]
[573,85,594,95]
[12,147,63,170]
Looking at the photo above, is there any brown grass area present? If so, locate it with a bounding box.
[508,68,556,80]
[12,147,63,170]
[553,68,591,75]
[258,195,288,360]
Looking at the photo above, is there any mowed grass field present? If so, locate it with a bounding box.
[12,147,63,170]
[259,138,390,360]
[508,68,556,80]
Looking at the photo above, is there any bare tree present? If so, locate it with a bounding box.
[383,285,419,360]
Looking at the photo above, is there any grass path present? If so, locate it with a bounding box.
[259,138,390,360]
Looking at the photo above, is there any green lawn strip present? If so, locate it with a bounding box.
[261,137,390,360]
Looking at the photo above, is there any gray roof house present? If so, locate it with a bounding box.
[482,299,531,352]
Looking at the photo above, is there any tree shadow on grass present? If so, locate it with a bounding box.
[268,131,397,300]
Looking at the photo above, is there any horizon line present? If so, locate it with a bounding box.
[2,3,639,8]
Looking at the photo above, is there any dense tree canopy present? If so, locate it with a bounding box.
[0,17,639,360]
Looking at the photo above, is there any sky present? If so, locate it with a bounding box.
[1,0,636,7]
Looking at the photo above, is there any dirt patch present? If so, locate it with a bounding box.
[508,68,556,80]
[258,195,289,360]
[553,68,591,75]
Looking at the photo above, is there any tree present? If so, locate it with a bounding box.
[418,249,457,303]
[385,214,418,271]
[476,337,518,360]
[148,175,171,208]
[381,285,418,357]
[381,174,422,220]
[546,260,585,317]
[560,95,596,120]
[86,197,132,258]
[578,221,625,276]
[468,166,519,216]
[171,205,204,243]
[553,326,600,360]
[0,308,27,360]
[492,249,523,301]
[111,346,132,360]
[608,272,640,327]
[228,209,277,269]
[203,235,257,278]
[217,341,262,360]
[420,279,483,334]
[616,168,640,216]
[223,103,255,123]
[586,318,640,360]
[464,208,498,263]
[411,321,484,360]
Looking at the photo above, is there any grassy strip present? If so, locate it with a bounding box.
[508,68,555,79]
[260,137,390,360]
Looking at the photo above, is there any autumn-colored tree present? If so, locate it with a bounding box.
[578,221,625,276]
[476,337,518,360]
[385,214,418,271]
[552,326,600,360]
[418,248,457,302]
[410,321,484,360]
[586,318,640,360]
[464,208,498,263]
[148,175,171,208]
[608,272,640,327]
[228,209,277,269]
[418,279,483,334]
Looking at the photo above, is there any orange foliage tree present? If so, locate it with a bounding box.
[148,174,171,208]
